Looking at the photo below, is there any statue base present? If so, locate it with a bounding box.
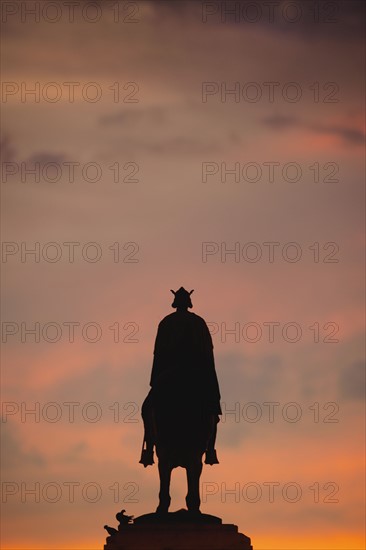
[104,509,253,549]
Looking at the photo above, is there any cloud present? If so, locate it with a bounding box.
[98,103,238,156]
[0,134,17,162]
[1,421,45,471]
[99,134,220,156]
[150,0,366,41]
[99,106,166,126]
[218,351,283,401]
[339,361,365,401]
[312,124,365,145]
[44,363,146,407]
[214,351,286,448]
[26,152,67,165]
[262,114,365,145]
[261,114,298,130]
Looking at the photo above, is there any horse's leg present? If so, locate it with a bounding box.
[156,458,172,513]
[185,456,203,513]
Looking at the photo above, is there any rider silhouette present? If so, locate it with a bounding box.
[140,287,221,467]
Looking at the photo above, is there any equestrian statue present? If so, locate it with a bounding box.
[139,287,222,514]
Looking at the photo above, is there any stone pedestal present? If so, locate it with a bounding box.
[104,509,253,550]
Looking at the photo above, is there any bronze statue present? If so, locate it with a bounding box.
[140,287,221,513]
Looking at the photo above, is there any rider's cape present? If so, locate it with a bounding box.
[149,311,222,416]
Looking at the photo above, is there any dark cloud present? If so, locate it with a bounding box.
[0,135,17,162]
[60,441,88,463]
[339,361,365,401]
[218,351,283,403]
[312,124,365,145]
[132,135,220,155]
[98,131,221,157]
[150,1,365,41]
[98,104,243,156]
[26,152,67,165]
[215,351,284,448]
[43,363,143,405]
[1,421,45,471]
[99,106,165,126]
[1,136,69,167]
[261,115,299,130]
[262,114,365,145]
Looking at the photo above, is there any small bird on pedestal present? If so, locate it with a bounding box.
[116,509,134,528]
[104,525,118,536]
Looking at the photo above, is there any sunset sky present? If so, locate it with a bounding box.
[1,1,365,549]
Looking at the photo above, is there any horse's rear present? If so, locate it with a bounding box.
[141,369,219,512]
[153,386,215,512]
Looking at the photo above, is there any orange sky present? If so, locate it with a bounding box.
[1,1,365,549]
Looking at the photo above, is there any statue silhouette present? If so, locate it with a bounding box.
[140,287,221,513]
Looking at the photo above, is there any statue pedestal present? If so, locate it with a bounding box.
[104,509,253,550]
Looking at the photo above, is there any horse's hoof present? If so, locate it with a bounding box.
[139,449,155,467]
[188,508,201,514]
[186,497,201,514]
[205,449,219,465]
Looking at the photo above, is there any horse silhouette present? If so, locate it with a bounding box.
[140,287,221,513]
